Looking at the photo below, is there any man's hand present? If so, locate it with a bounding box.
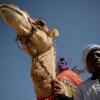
[52,79,67,97]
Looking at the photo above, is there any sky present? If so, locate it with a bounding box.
[0,0,100,100]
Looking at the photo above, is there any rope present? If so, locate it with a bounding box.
[38,60,53,80]
[32,47,56,80]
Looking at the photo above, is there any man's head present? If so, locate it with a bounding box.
[60,57,65,64]
[82,44,100,74]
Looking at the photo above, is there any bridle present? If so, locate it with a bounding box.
[15,17,53,57]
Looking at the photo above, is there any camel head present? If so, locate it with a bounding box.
[0,3,59,57]
[0,4,59,36]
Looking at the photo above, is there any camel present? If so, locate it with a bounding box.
[0,4,82,98]
[0,3,59,97]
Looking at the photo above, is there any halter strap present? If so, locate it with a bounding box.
[32,47,56,80]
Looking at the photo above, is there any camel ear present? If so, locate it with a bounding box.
[49,28,59,37]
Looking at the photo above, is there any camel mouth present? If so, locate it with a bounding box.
[0,4,24,16]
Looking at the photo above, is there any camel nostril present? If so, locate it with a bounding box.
[0,9,6,14]
[1,9,5,13]
[0,5,2,9]
[0,9,5,17]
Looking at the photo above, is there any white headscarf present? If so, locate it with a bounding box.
[82,44,100,68]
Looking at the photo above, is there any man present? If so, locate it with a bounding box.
[57,57,69,73]
[53,44,100,100]
[74,44,100,100]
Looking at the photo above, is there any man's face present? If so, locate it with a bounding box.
[60,61,65,64]
[86,49,100,73]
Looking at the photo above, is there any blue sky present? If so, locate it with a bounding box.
[0,0,100,100]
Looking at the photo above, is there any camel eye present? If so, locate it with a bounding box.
[36,20,46,27]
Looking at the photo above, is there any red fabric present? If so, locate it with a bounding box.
[37,70,83,100]
[56,69,83,85]
[37,96,52,100]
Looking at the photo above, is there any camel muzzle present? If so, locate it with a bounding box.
[0,4,23,16]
